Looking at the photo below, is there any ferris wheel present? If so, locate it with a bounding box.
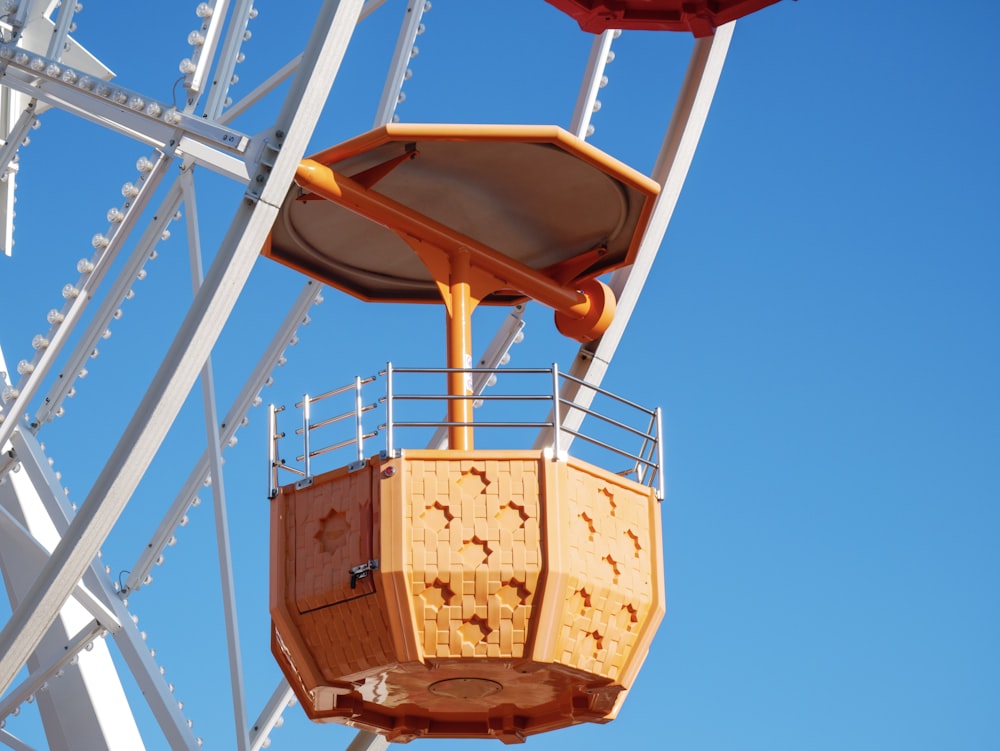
[0,2,786,749]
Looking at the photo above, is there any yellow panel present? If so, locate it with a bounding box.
[554,459,662,685]
[401,454,542,661]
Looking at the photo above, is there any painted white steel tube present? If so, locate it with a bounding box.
[0,0,368,696]
[534,25,734,453]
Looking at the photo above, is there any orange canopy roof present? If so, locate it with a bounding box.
[265,124,659,306]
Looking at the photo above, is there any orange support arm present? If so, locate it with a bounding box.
[294,159,611,330]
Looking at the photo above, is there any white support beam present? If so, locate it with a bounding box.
[8,0,41,34]
[183,169,250,751]
[184,0,232,105]
[43,0,78,59]
[0,96,36,176]
[8,424,200,749]
[0,430,145,751]
[105,609,203,751]
[0,456,147,747]
[373,0,428,127]
[0,503,119,632]
[536,24,734,454]
[124,279,322,594]
[13,8,115,82]
[0,88,32,257]
[0,0,368,696]
[0,70,245,157]
[0,727,38,751]
[569,28,617,139]
[203,0,256,121]
[225,54,304,125]
[0,620,104,726]
[248,680,294,751]
[221,0,389,125]
[31,176,182,429]
[5,430,75,543]
[0,449,15,478]
[175,135,251,182]
[0,50,250,175]
[345,731,389,751]
[0,152,172,447]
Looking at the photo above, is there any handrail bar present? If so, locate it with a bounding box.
[297,431,379,462]
[278,464,306,477]
[385,362,663,496]
[387,366,553,375]
[295,402,377,435]
[295,375,377,408]
[559,370,658,417]
[391,420,555,429]
[391,394,552,402]
[558,398,657,443]
[560,426,659,472]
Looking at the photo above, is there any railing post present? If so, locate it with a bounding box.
[654,406,665,501]
[384,362,394,456]
[267,403,277,499]
[551,363,561,460]
[354,375,364,465]
[302,393,311,480]
[635,413,653,486]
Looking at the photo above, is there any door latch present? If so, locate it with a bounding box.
[349,559,379,589]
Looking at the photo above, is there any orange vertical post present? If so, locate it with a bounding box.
[446,250,474,450]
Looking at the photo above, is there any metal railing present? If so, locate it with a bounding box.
[268,375,378,498]
[269,363,664,500]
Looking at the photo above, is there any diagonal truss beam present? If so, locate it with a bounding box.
[8,395,205,749]
[183,169,250,751]
[536,24,735,460]
[0,0,368,696]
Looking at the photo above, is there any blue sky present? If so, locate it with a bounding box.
[1,1,998,749]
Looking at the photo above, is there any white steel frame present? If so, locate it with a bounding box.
[0,2,734,749]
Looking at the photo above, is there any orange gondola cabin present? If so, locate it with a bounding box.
[262,124,668,742]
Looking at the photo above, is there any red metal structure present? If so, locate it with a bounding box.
[545,0,784,36]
